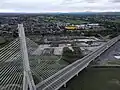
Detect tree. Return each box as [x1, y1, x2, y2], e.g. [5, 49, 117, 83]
[62, 47, 84, 64]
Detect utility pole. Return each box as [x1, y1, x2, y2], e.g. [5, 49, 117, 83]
[18, 24, 36, 90]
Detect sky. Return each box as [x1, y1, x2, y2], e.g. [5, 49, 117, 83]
[0, 0, 120, 13]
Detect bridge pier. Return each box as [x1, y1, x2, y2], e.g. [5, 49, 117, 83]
[64, 83, 67, 88]
[76, 73, 79, 76]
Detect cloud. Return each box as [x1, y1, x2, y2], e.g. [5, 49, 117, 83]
[111, 0, 120, 2]
[82, 0, 97, 3]
[0, 0, 120, 12]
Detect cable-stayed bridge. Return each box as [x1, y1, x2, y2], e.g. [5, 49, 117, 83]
[0, 24, 67, 90]
[0, 24, 120, 90]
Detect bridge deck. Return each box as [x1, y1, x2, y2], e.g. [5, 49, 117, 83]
[36, 35, 120, 90]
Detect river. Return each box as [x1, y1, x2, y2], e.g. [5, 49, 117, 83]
[60, 68, 120, 90]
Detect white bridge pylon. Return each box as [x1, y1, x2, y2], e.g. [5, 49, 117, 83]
[18, 24, 36, 90]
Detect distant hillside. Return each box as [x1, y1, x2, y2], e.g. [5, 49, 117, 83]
[60, 12, 120, 16]
[0, 12, 120, 16]
[59, 12, 99, 15]
[0, 12, 98, 16]
[97, 12, 120, 15]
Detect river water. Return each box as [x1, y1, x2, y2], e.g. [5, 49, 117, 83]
[60, 68, 120, 90]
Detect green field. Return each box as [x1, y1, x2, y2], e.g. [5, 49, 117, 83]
[111, 20, 120, 23]
[65, 20, 88, 24]
[0, 36, 6, 44]
[0, 36, 7, 48]
[60, 68, 120, 90]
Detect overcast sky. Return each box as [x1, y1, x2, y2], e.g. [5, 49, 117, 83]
[0, 0, 120, 13]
